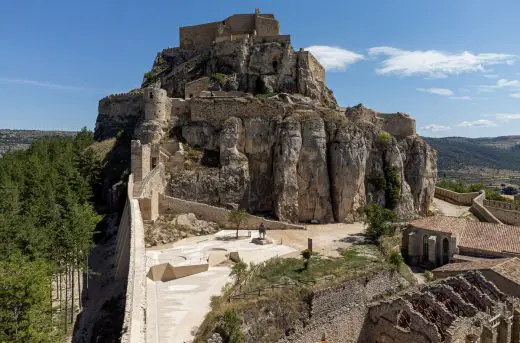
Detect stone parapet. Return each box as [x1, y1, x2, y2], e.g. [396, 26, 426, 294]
[471, 192, 502, 224]
[434, 186, 479, 206]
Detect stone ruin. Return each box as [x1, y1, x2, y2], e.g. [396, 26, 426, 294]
[365, 271, 520, 343]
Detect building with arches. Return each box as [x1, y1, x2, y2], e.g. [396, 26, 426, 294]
[402, 216, 520, 269]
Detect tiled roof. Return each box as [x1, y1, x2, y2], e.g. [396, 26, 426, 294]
[433, 257, 520, 286]
[409, 216, 520, 255]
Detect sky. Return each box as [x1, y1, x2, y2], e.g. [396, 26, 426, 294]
[1, 1, 520, 138]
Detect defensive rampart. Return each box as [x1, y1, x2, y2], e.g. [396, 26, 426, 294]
[115, 175, 147, 343]
[483, 199, 520, 225]
[470, 192, 502, 224]
[159, 194, 305, 230]
[434, 186, 479, 205]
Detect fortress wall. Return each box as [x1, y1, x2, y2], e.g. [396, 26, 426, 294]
[380, 113, 416, 138]
[482, 203, 520, 226]
[470, 192, 503, 224]
[185, 77, 210, 99]
[96, 93, 144, 140]
[159, 194, 305, 230]
[307, 52, 325, 83]
[253, 34, 291, 44]
[180, 22, 220, 50]
[225, 14, 255, 33]
[190, 97, 285, 124]
[281, 269, 405, 343]
[255, 15, 279, 36]
[434, 186, 479, 205]
[116, 174, 147, 343]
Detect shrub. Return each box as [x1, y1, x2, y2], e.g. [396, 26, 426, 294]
[424, 270, 435, 282]
[369, 174, 387, 191]
[385, 167, 401, 209]
[379, 131, 392, 144]
[211, 73, 228, 87]
[228, 208, 248, 239]
[363, 204, 397, 242]
[230, 260, 248, 283]
[388, 251, 403, 270]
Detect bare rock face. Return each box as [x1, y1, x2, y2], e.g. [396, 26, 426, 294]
[166, 99, 436, 223]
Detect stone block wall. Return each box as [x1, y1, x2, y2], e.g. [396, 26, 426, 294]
[281, 269, 406, 343]
[180, 22, 220, 50]
[144, 87, 169, 121]
[380, 112, 416, 138]
[159, 194, 305, 230]
[185, 77, 210, 99]
[470, 192, 502, 224]
[483, 200, 520, 225]
[131, 140, 151, 182]
[434, 186, 479, 205]
[96, 92, 144, 140]
[298, 51, 325, 83]
[255, 15, 280, 36]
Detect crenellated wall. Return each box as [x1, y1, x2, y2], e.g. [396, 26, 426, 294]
[95, 92, 144, 140]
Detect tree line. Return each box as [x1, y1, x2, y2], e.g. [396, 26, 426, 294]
[0, 128, 101, 342]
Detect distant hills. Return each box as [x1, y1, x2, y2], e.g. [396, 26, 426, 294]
[423, 136, 520, 171]
[0, 129, 76, 157]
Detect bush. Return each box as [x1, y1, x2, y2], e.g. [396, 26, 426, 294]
[211, 73, 228, 87]
[385, 167, 401, 209]
[388, 251, 403, 270]
[424, 270, 435, 282]
[378, 131, 392, 144]
[363, 204, 397, 242]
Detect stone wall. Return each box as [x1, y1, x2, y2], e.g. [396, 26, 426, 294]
[255, 15, 280, 36]
[483, 200, 520, 225]
[115, 174, 147, 343]
[179, 21, 220, 50]
[381, 112, 416, 138]
[298, 51, 325, 83]
[280, 269, 406, 343]
[185, 77, 210, 99]
[434, 186, 479, 205]
[96, 92, 144, 140]
[470, 192, 502, 224]
[159, 194, 305, 230]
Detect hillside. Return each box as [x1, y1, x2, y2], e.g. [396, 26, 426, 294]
[423, 136, 520, 171]
[0, 129, 76, 157]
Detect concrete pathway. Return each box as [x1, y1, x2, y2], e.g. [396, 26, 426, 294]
[145, 230, 296, 343]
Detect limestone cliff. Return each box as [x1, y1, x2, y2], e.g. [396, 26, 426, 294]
[167, 98, 436, 223]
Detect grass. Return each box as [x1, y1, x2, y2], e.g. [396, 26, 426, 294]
[378, 234, 417, 285]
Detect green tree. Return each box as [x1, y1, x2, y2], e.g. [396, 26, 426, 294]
[228, 208, 247, 239]
[388, 251, 404, 270]
[230, 260, 248, 283]
[363, 204, 397, 242]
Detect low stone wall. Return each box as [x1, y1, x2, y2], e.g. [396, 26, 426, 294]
[159, 194, 305, 230]
[434, 186, 479, 205]
[281, 269, 406, 343]
[470, 192, 502, 224]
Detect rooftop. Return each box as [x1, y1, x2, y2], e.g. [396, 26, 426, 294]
[409, 216, 520, 255]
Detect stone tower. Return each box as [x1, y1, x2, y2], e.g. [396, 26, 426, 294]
[144, 87, 168, 121]
[131, 140, 151, 182]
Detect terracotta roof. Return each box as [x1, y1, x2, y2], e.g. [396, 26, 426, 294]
[409, 216, 520, 255]
[433, 257, 520, 286]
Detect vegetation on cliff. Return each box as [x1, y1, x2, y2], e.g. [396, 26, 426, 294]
[0, 128, 101, 342]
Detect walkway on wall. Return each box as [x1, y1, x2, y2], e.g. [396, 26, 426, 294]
[432, 197, 472, 218]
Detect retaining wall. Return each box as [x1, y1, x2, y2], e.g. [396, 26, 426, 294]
[159, 194, 305, 230]
[434, 186, 479, 205]
[280, 269, 406, 343]
[483, 200, 520, 225]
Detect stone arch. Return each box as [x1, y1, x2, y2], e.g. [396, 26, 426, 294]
[442, 237, 450, 265]
[422, 235, 429, 262]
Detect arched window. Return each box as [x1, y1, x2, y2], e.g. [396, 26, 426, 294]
[423, 235, 429, 261]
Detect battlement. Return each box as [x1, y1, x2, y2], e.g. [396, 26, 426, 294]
[100, 90, 144, 102]
[179, 10, 280, 50]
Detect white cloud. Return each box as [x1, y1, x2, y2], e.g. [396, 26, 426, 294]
[456, 119, 497, 127]
[495, 113, 520, 121]
[421, 124, 452, 132]
[368, 47, 516, 77]
[483, 74, 500, 79]
[305, 46, 364, 71]
[417, 87, 454, 96]
[0, 77, 87, 91]
[478, 78, 520, 92]
[450, 96, 472, 100]
[510, 92, 520, 98]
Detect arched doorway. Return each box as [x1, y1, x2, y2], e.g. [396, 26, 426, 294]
[442, 238, 450, 265]
[422, 235, 429, 262]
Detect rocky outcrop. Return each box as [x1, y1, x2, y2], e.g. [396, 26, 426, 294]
[142, 37, 336, 108]
[166, 99, 436, 223]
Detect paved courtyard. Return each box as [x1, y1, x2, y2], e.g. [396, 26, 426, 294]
[145, 230, 297, 343]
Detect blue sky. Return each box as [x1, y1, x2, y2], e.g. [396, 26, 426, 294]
[1, 0, 520, 138]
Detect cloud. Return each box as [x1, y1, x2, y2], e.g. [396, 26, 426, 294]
[417, 87, 454, 96]
[368, 47, 516, 77]
[305, 46, 364, 71]
[456, 119, 497, 127]
[495, 113, 520, 121]
[421, 124, 452, 132]
[483, 74, 500, 79]
[478, 78, 520, 92]
[0, 77, 87, 91]
[450, 96, 472, 100]
[510, 92, 520, 98]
